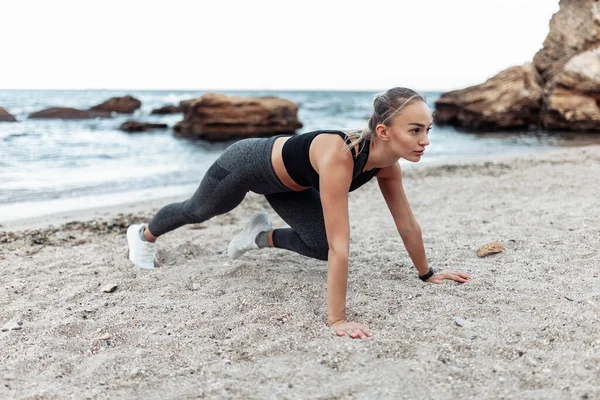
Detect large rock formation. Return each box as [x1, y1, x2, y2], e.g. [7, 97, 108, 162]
[28, 95, 142, 119]
[174, 93, 303, 140]
[434, 63, 543, 130]
[533, 0, 600, 82]
[0, 107, 17, 122]
[435, 0, 600, 132]
[89, 95, 141, 114]
[540, 44, 600, 131]
[29, 107, 111, 120]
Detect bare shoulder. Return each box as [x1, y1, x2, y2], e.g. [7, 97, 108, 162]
[310, 134, 354, 171]
[376, 161, 402, 179]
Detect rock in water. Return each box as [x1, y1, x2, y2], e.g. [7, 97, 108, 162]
[174, 93, 303, 141]
[119, 120, 168, 132]
[151, 104, 183, 115]
[0, 107, 17, 122]
[29, 107, 111, 120]
[89, 95, 142, 114]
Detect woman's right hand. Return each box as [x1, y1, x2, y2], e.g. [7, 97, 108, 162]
[329, 320, 373, 339]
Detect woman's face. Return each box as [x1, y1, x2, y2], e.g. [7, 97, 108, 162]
[378, 100, 432, 162]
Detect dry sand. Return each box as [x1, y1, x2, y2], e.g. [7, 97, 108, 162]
[1, 146, 599, 399]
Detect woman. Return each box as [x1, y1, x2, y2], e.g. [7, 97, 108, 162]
[127, 87, 471, 339]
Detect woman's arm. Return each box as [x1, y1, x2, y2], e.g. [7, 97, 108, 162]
[376, 162, 429, 275]
[312, 135, 372, 338]
[376, 162, 470, 283]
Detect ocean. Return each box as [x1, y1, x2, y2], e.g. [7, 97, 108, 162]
[0, 89, 596, 223]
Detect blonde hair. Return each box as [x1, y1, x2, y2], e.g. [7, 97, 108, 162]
[343, 87, 426, 153]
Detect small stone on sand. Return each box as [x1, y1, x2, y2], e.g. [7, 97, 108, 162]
[101, 284, 118, 293]
[477, 241, 505, 257]
[1, 322, 22, 332]
[454, 316, 475, 328]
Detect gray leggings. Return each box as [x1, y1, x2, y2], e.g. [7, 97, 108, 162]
[148, 135, 329, 261]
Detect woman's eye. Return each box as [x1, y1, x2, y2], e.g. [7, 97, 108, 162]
[412, 129, 420, 133]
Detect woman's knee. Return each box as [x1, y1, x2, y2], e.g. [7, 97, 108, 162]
[311, 242, 329, 261]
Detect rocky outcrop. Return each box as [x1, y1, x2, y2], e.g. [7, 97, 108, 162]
[533, 0, 600, 82]
[0, 107, 17, 122]
[119, 120, 168, 132]
[541, 47, 600, 130]
[89, 95, 141, 114]
[434, 63, 543, 130]
[151, 105, 183, 115]
[29, 107, 111, 119]
[174, 93, 303, 141]
[435, 0, 600, 132]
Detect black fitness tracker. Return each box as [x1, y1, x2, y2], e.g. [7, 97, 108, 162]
[419, 267, 435, 281]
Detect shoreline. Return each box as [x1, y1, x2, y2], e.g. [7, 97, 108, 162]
[1, 143, 597, 233]
[0, 193, 187, 233]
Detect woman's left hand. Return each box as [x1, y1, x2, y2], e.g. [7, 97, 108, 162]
[426, 269, 470, 284]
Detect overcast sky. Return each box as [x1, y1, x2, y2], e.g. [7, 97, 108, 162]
[0, 0, 559, 91]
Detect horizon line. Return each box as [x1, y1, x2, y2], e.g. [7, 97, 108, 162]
[0, 87, 452, 93]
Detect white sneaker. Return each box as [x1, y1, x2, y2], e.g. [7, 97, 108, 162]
[127, 224, 156, 269]
[228, 212, 272, 260]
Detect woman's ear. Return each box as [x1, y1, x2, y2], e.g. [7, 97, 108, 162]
[375, 124, 390, 141]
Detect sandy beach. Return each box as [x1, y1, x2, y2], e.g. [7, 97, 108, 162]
[1, 145, 599, 399]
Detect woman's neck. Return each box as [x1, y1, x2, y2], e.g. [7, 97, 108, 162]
[364, 139, 400, 170]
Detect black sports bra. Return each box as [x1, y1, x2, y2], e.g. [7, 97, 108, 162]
[281, 130, 380, 192]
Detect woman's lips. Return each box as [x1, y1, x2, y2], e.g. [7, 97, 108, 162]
[414, 150, 425, 155]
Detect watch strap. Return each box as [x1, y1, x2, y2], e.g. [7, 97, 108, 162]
[419, 267, 435, 281]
